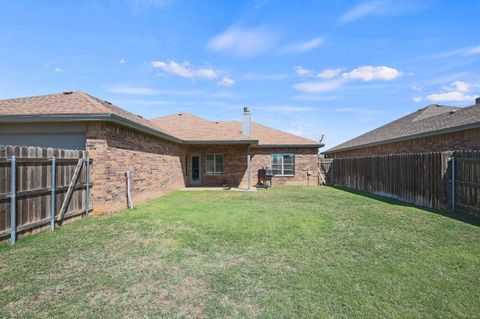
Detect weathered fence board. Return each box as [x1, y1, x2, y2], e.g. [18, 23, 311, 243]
[0, 145, 92, 241]
[323, 150, 480, 216]
[453, 151, 480, 216]
[325, 152, 450, 210]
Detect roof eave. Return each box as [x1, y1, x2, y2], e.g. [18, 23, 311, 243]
[324, 122, 480, 154]
[257, 143, 323, 148]
[185, 140, 259, 145]
[0, 113, 184, 144]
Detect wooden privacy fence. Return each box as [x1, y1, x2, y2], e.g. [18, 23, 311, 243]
[452, 150, 480, 216]
[322, 150, 480, 216]
[0, 145, 92, 244]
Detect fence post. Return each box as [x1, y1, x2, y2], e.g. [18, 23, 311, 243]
[50, 157, 56, 231]
[10, 156, 16, 244]
[85, 157, 90, 218]
[451, 157, 455, 211]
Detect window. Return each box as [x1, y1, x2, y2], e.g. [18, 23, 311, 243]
[271, 154, 295, 176]
[206, 154, 223, 175]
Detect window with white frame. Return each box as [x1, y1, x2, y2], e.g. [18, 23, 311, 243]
[206, 154, 224, 175]
[271, 153, 295, 175]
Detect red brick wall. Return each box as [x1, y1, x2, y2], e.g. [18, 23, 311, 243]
[330, 128, 480, 158]
[85, 122, 320, 213]
[86, 123, 187, 214]
[251, 147, 319, 186]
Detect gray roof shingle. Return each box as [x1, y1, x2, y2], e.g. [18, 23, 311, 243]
[325, 102, 480, 153]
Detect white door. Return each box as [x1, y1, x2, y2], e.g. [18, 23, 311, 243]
[190, 154, 202, 185]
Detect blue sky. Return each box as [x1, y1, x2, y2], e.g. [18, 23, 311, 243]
[0, 0, 479, 149]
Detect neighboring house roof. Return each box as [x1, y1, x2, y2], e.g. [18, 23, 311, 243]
[0, 91, 321, 147]
[325, 102, 480, 154]
[151, 113, 321, 147]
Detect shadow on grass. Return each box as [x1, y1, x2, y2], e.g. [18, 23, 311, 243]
[329, 186, 480, 227]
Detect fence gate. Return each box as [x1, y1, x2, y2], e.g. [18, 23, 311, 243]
[0, 145, 92, 244]
[452, 151, 480, 216]
[319, 158, 333, 184]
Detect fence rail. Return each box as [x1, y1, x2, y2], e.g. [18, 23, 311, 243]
[0, 145, 92, 243]
[321, 150, 480, 216]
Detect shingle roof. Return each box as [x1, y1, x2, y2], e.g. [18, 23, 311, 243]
[0, 92, 321, 147]
[325, 103, 480, 153]
[151, 113, 321, 146]
[0, 91, 182, 142]
[0, 91, 160, 130]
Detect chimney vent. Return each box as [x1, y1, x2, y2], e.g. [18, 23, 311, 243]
[242, 107, 251, 136]
[476, 97, 480, 105]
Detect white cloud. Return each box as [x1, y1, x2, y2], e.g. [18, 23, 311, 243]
[152, 60, 218, 80]
[339, 0, 386, 24]
[107, 85, 203, 96]
[339, 0, 428, 25]
[449, 80, 470, 92]
[426, 81, 477, 102]
[119, 59, 126, 64]
[281, 37, 325, 54]
[293, 65, 402, 94]
[293, 78, 347, 93]
[413, 96, 422, 103]
[317, 68, 342, 79]
[206, 26, 277, 57]
[294, 66, 315, 77]
[427, 82, 474, 102]
[342, 66, 402, 81]
[218, 76, 235, 87]
[435, 45, 480, 58]
[54, 68, 63, 73]
[465, 46, 480, 56]
[427, 91, 474, 102]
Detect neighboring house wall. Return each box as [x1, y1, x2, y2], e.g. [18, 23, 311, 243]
[86, 122, 187, 214]
[330, 127, 480, 158]
[251, 147, 319, 185]
[186, 144, 249, 188]
[0, 123, 87, 150]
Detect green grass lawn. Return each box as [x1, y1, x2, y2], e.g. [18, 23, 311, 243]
[1, 186, 479, 318]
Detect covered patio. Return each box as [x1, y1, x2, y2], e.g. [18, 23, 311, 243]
[184, 143, 253, 189]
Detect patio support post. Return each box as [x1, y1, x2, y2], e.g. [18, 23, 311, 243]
[247, 145, 251, 190]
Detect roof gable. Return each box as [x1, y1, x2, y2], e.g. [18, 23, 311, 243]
[151, 112, 320, 146]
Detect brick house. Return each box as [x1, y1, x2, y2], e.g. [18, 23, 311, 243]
[0, 91, 322, 213]
[324, 98, 480, 158]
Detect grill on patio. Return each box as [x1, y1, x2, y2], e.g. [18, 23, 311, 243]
[257, 167, 274, 188]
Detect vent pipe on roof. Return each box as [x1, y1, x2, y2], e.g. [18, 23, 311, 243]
[242, 107, 251, 136]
